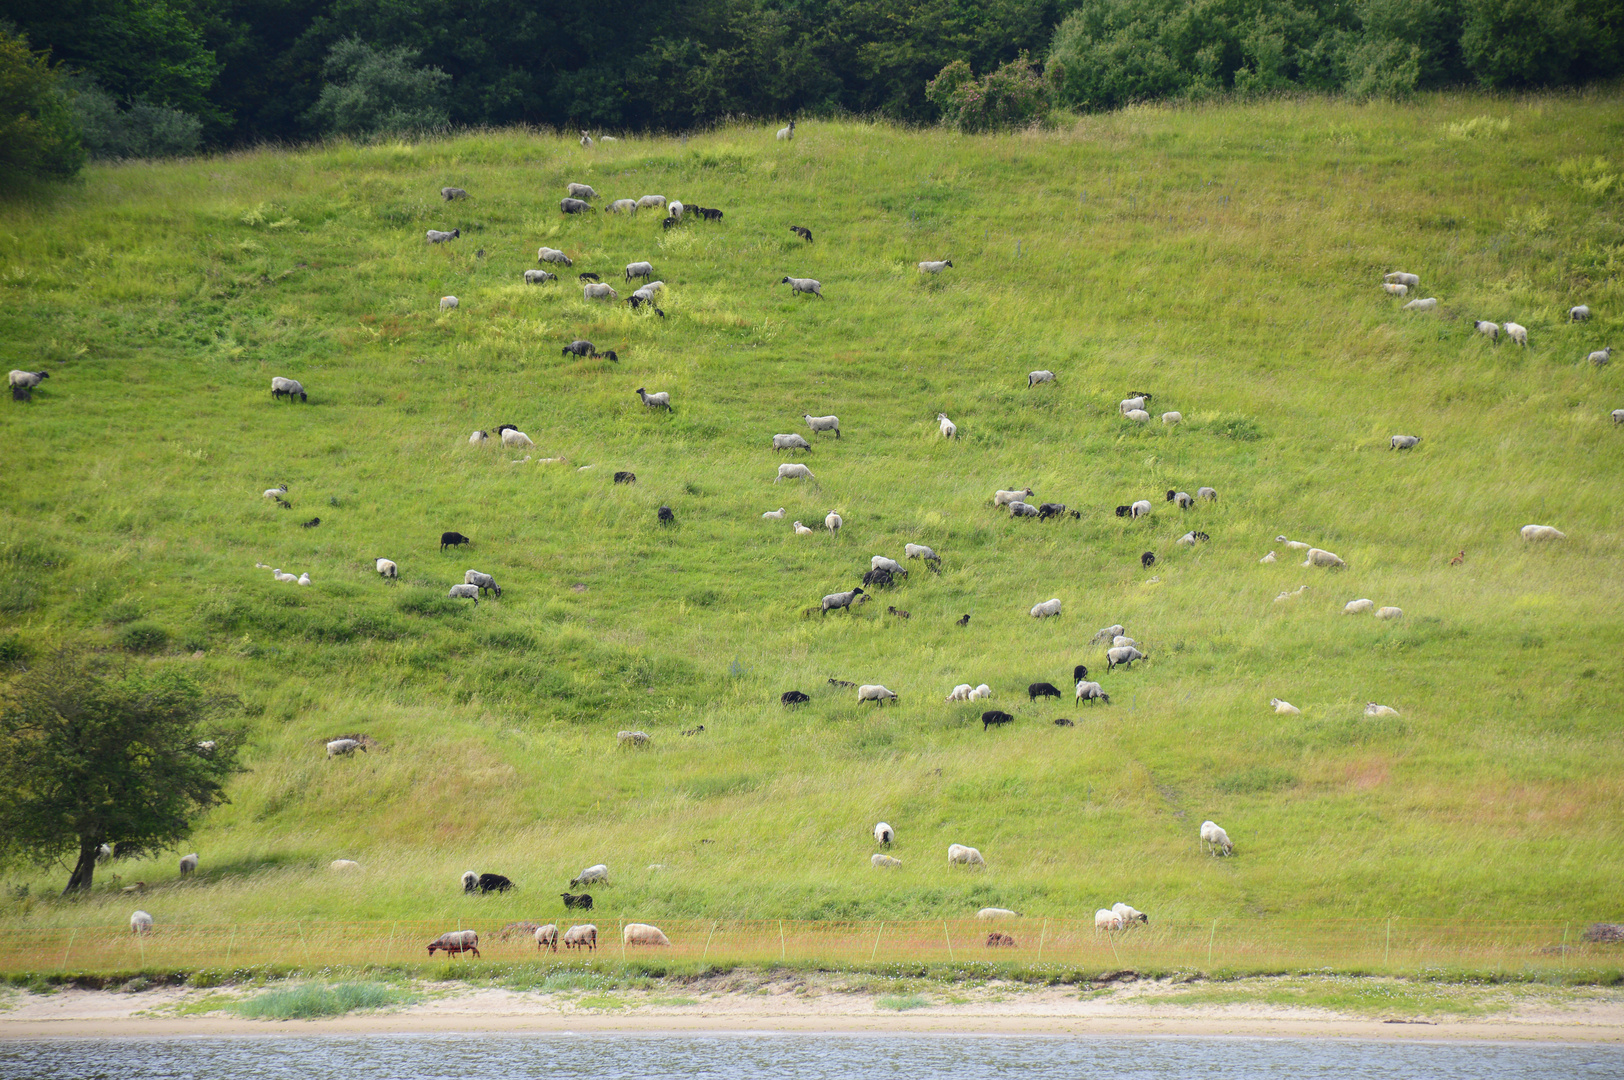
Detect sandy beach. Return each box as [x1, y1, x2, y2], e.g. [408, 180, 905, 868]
[3, 974, 1622, 1042]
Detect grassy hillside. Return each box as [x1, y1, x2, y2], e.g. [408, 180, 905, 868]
[1, 90, 1622, 944]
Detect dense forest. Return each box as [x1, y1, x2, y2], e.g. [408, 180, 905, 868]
[3, 0, 1623, 155]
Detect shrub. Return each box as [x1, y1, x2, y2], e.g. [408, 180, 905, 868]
[0, 30, 84, 190]
[63, 74, 202, 160]
[118, 622, 170, 653]
[925, 53, 1051, 132]
[232, 981, 409, 1019]
[307, 39, 450, 137]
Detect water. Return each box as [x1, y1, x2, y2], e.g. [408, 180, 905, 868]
[1, 1035, 1619, 1080]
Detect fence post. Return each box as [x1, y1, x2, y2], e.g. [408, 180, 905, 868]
[1037, 919, 1047, 963]
[870, 922, 884, 964]
[1207, 919, 1217, 969]
[943, 921, 954, 962]
[60, 928, 76, 972]
[703, 921, 717, 962]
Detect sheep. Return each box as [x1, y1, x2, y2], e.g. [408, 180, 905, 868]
[607, 199, 637, 214]
[637, 195, 667, 210]
[614, 471, 635, 484]
[1474, 320, 1500, 341]
[440, 296, 459, 312]
[571, 864, 610, 887]
[1162, 411, 1182, 424]
[1106, 646, 1145, 671]
[938, 413, 957, 439]
[1124, 409, 1151, 423]
[1095, 909, 1124, 931]
[563, 924, 598, 951]
[1090, 625, 1126, 646]
[1177, 531, 1209, 546]
[96, 844, 113, 863]
[658, 506, 675, 524]
[624, 923, 670, 946]
[298, 572, 311, 586]
[1259, 552, 1276, 563]
[1038, 503, 1070, 520]
[986, 932, 1018, 947]
[179, 853, 198, 875]
[375, 555, 397, 579]
[1030, 598, 1063, 619]
[1111, 636, 1139, 649]
[439, 186, 469, 201]
[1119, 395, 1150, 414]
[994, 488, 1034, 506]
[825, 511, 843, 535]
[625, 261, 654, 282]
[1570, 305, 1592, 322]
[270, 376, 307, 403]
[773, 433, 812, 452]
[1198, 487, 1218, 501]
[1302, 548, 1346, 568]
[793, 521, 814, 534]
[130, 910, 154, 934]
[1384, 272, 1420, 286]
[969, 684, 991, 700]
[905, 544, 939, 562]
[1506, 322, 1528, 346]
[1275, 536, 1312, 550]
[523, 269, 556, 285]
[1008, 501, 1040, 518]
[428, 930, 481, 957]
[1028, 682, 1062, 701]
[1112, 902, 1149, 926]
[1075, 681, 1109, 704]
[977, 907, 1017, 919]
[776, 463, 817, 484]
[501, 429, 534, 449]
[1375, 606, 1405, 621]
[982, 710, 1014, 730]
[426, 229, 460, 243]
[635, 387, 671, 410]
[1382, 282, 1409, 297]
[874, 822, 894, 845]
[617, 730, 651, 747]
[441, 531, 472, 551]
[538, 247, 573, 266]
[1402, 297, 1439, 311]
[562, 892, 594, 909]
[448, 584, 481, 605]
[803, 414, 840, 438]
[462, 872, 513, 893]
[1028, 370, 1055, 387]
[566, 182, 598, 200]
[870, 556, 907, 577]
[1390, 435, 1420, 450]
[763, 508, 787, 519]
[821, 587, 864, 614]
[667, 200, 685, 222]
[918, 260, 953, 274]
[1365, 702, 1400, 718]
[464, 570, 501, 598]
[1275, 585, 1309, 602]
[535, 924, 559, 952]
[326, 738, 364, 758]
[583, 283, 619, 301]
[946, 684, 973, 701]
[560, 198, 593, 215]
[1201, 820, 1233, 856]
[1520, 524, 1567, 541]
[1130, 500, 1153, 518]
[580, 131, 593, 147]
[273, 569, 298, 583]
[858, 685, 897, 704]
[789, 225, 813, 242]
[781, 690, 810, 705]
[777, 119, 796, 140]
[780, 276, 823, 298]
[948, 844, 985, 867]
[1073, 664, 1089, 681]
[262, 484, 288, 500]
[872, 854, 902, 868]
[1167, 490, 1194, 508]
[1589, 347, 1613, 366]
[1344, 599, 1375, 614]
[1271, 698, 1301, 715]
[1614, 410, 1624, 425]
[8, 370, 48, 390]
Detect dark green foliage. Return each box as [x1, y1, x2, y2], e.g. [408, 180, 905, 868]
[0, 30, 83, 189]
[117, 622, 171, 653]
[306, 38, 450, 137]
[63, 73, 202, 159]
[926, 52, 1052, 131]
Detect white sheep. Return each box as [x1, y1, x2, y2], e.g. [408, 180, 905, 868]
[330, 859, 360, 871]
[501, 428, 535, 449]
[1075, 680, 1108, 704]
[775, 463, 816, 484]
[1390, 435, 1420, 450]
[667, 200, 685, 221]
[1384, 272, 1420, 286]
[625, 261, 654, 282]
[773, 433, 812, 451]
[1106, 646, 1145, 671]
[297, 573, 311, 586]
[825, 511, 842, 533]
[617, 730, 650, 747]
[1383, 282, 1408, 296]
[1090, 624, 1126, 645]
[762, 508, 786, 519]
[874, 822, 894, 845]
[777, 119, 796, 140]
[994, 488, 1034, 506]
[375, 558, 397, 580]
[905, 544, 938, 561]
[538, 247, 573, 266]
[571, 864, 609, 887]
[179, 853, 198, 875]
[1112, 902, 1148, 926]
[272, 569, 298, 583]
[1111, 635, 1138, 648]
[425, 229, 459, 243]
[1124, 409, 1151, 423]
[821, 587, 864, 613]
[448, 584, 481, 604]
[631, 281, 664, 302]
[636, 195, 666, 210]
[1344, 598, 1375, 613]
[579, 132, 593, 148]
[1365, 702, 1399, 717]
[270, 376, 307, 402]
[1276, 535, 1312, 550]
[1570, 305, 1592, 322]
[624, 923, 670, 946]
[872, 854, 901, 868]
[1095, 908, 1124, 931]
[1613, 409, 1624, 425]
[793, 521, 814, 534]
[562, 924, 597, 950]
[607, 199, 637, 214]
[1028, 370, 1055, 387]
[1520, 524, 1566, 541]
[469, 430, 489, 445]
[948, 844, 985, 867]
[97, 844, 112, 863]
[566, 182, 597, 200]
[635, 387, 671, 411]
[780, 276, 823, 297]
[440, 296, 458, 311]
[938, 413, 957, 439]
[1377, 606, 1403, 620]
[1271, 698, 1301, 715]
[523, 269, 556, 284]
[1119, 396, 1149, 414]
[262, 484, 287, 499]
[969, 684, 991, 700]
[1474, 320, 1500, 341]
[535, 924, 559, 951]
[803, 413, 840, 438]
[1259, 552, 1276, 563]
[1177, 531, 1203, 546]
[1302, 548, 1346, 568]
[1505, 322, 1528, 346]
[1402, 297, 1439, 311]
[8, 370, 49, 389]
[918, 260, 953, 274]
[1009, 501, 1040, 518]
[1200, 820, 1233, 856]
[1130, 500, 1152, 518]
[1162, 411, 1182, 424]
[1198, 487, 1218, 500]
[130, 910, 154, 934]
[946, 684, 973, 701]
[326, 738, 363, 758]
[1030, 598, 1063, 618]
[1588, 347, 1613, 366]
[1274, 585, 1308, 602]
[583, 283, 619, 301]
[978, 907, 1017, 919]
[870, 556, 905, 575]
[465, 570, 501, 597]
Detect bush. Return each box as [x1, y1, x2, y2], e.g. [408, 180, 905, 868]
[0, 31, 83, 190]
[232, 981, 409, 1019]
[307, 39, 450, 137]
[925, 53, 1051, 132]
[118, 622, 170, 653]
[63, 74, 202, 160]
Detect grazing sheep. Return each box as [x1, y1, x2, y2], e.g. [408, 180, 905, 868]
[825, 511, 843, 535]
[1390, 435, 1420, 450]
[1106, 646, 1145, 671]
[426, 229, 460, 243]
[1112, 636, 1140, 649]
[566, 182, 598, 200]
[1028, 370, 1056, 387]
[1095, 909, 1124, 931]
[607, 199, 636, 214]
[781, 690, 810, 705]
[1302, 548, 1346, 568]
[464, 570, 501, 598]
[777, 119, 796, 140]
[178, 853, 198, 876]
[563, 340, 602, 357]
[614, 471, 635, 484]
[1090, 625, 1126, 646]
[1124, 409, 1151, 423]
[1570, 305, 1592, 322]
[1384, 272, 1420, 286]
[624, 923, 670, 946]
[1383, 282, 1409, 297]
[771, 464, 818, 488]
[1613, 409, 1624, 425]
[857, 685, 897, 704]
[1365, 702, 1400, 717]
[1075, 681, 1109, 704]
[789, 225, 813, 242]
[1402, 297, 1439, 311]
[262, 484, 288, 500]
[1271, 698, 1301, 715]
[562, 892, 593, 909]
[1344, 598, 1375, 613]
[636, 195, 667, 210]
[1113, 902, 1149, 926]
[326, 738, 364, 758]
[462, 872, 512, 893]
[969, 684, 991, 700]
[1037, 503, 1070, 520]
[571, 864, 609, 887]
[440, 531, 472, 552]
[1201, 820, 1234, 856]
[1030, 598, 1063, 619]
[440, 187, 468, 200]
[523, 269, 556, 284]
[793, 520, 814, 534]
[658, 506, 675, 524]
[440, 296, 459, 312]
[938, 413, 957, 439]
[918, 259, 953, 274]
[948, 844, 985, 867]
[563, 924, 598, 951]
[1162, 411, 1182, 424]
[535, 924, 559, 952]
[1008, 501, 1040, 518]
[1073, 664, 1089, 681]
[448, 584, 481, 605]
[802, 414, 840, 438]
[780, 276, 823, 297]
[428, 930, 480, 958]
[583, 283, 619, 301]
[130, 910, 154, 934]
[1377, 606, 1404, 620]
[9, 370, 48, 391]
[560, 198, 593, 214]
[1120, 395, 1150, 414]
[667, 200, 685, 222]
[977, 908, 1017, 919]
[905, 544, 939, 563]
[1028, 682, 1062, 701]
[1589, 346, 1613, 366]
[538, 247, 573, 266]
[625, 261, 654, 282]
[1506, 322, 1528, 346]
[982, 710, 1014, 730]
[1131, 500, 1153, 518]
[1520, 524, 1567, 541]
[986, 932, 1017, 947]
[1167, 490, 1193, 508]
[946, 683, 974, 701]
[617, 730, 651, 748]
[773, 433, 812, 452]
[1178, 531, 1209, 546]
[994, 488, 1035, 507]
[1474, 320, 1500, 341]
[501, 428, 535, 449]
[635, 387, 672, 410]
[872, 854, 902, 868]
[874, 822, 894, 845]
[270, 376, 307, 402]
[1259, 552, 1276, 563]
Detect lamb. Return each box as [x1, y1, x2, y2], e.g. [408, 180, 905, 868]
[667, 200, 685, 222]
[262, 484, 288, 500]
[623, 923, 670, 946]
[326, 738, 364, 758]
[789, 225, 813, 242]
[1390, 435, 1420, 450]
[1054, 717, 1076, 727]
[273, 569, 298, 583]
[1028, 370, 1055, 387]
[780, 276, 824, 297]
[426, 229, 460, 243]
[441, 531, 472, 551]
[571, 864, 610, 887]
[1259, 552, 1276, 563]
[1124, 409, 1150, 423]
[857, 685, 897, 704]
[97, 844, 113, 863]
[773, 433, 812, 452]
[1106, 646, 1145, 671]
[462, 871, 513, 893]
[1365, 702, 1400, 717]
[938, 413, 957, 438]
[1198, 487, 1218, 501]
[1200, 820, 1233, 856]
[776, 463, 815, 483]
[1384, 272, 1420, 286]
[1030, 598, 1063, 618]
[297, 573, 311, 586]
[1377, 606, 1403, 620]
[1167, 490, 1193, 508]
[1474, 320, 1500, 341]
[560, 198, 593, 214]
[1589, 347, 1613, 366]
[1090, 625, 1127, 645]
[614, 471, 635, 484]
[1402, 297, 1439, 311]
[1520, 524, 1567, 541]
[1344, 599, 1375, 613]
[179, 853, 198, 875]
[523, 269, 556, 284]
[918, 259, 953, 274]
[659, 506, 675, 524]
[563, 340, 602, 357]
[1302, 548, 1347, 568]
[1570, 305, 1592, 322]
[625, 261, 654, 282]
[1505, 322, 1528, 346]
[1095, 909, 1124, 931]
[130, 910, 154, 934]
[982, 710, 1014, 730]
[1112, 902, 1149, 926]
[1383, 282, 1409, 296]
[803, 414, 840, 438]
[994, 488, 1034, 506]
[1275, 536, 1312, 550]
[535, 924, 559, 952]
[635, 387, 672, 410]
[501, 428, 534, 448]
[607, 199, 637, 214]
[8, 370, 48, 390]
[777, 119, 796, 140]
[874, 822, 894, 845]
[969, 684, 991, 700]
[583, 283, 619, 301]
[828, 510, 845, 532]
[905, 544, 939, 562]
[563, 924, 598, 951]
[562, 892, 594, 909]
[1112, 636, 1140, 649]
[822, 587, 865, 613]
[781, 690, 810, 705]
[537, 247, 573, 266]
[1008, 501, 1040, 518]
[330, 859, 360, 871]
[579, 131, 593, 147]
[793, 521, 814, 534]
[1177, 531, 1209, 546]
[566, 182, 597, 200]
[1130, 500, 1153, 518]
[1028, 682, 1062, 701]
[946, 684, 973, 701]
[1075, 681, 1108, 704]
[427, 930, 480, 957]
[977, 907, 1017, 919]
[872, 854, 902, 868]
[1271, 698, 1301, 715]
[464, 570, 501, 598]
[441, 186, 468, 200]
[1162, 411, 1182, 424]
[637, 195, 667, 210]
[1120, 395, 1150, 414]
[448, 584, 481, 605]
[617, 730, 650, 747]
[270, 376, 307, 402]
[1037, 503, 1070, 520]
[440, 296, 459, 311]
[948, 844, 985, 867]
[763, 508, 787, 519]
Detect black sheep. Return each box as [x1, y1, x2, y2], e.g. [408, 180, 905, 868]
[1028, 682, 1062, 701]
[301, 517, 320, 528]
[563, 340, 597, 356]
[683, 725, 705, 735]
[1142, 551, 1156, 567]
[614, 471, 636, 484]
[1054, 718, 1076, 727]
[1037, 503, 1068, 520]
[561, 892, 593, 910]
[468, 872, 514, 894]
[578, 272, 601, 282]
[982, 710, 1014, 731]
[956, 614, 970, 627]
[657, 506, 675, 524]
[828, 678, 856, 688]
[1073, 664, 1089, 681]
[1115, 505, 1132, 518]
[781, 690, 810, 705]
[440, 531, 472, 551]
[789, 225, 813, 242]
[11, 386, 30, 402]
[862, 567, 896, 588]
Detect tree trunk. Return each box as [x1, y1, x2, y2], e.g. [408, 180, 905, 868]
[62, 837, 98, 894]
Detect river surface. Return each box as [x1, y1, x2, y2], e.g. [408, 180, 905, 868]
[2, 1034, 1620, 1079]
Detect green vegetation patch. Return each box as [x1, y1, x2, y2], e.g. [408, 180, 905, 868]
[231, 981, 413, 1019]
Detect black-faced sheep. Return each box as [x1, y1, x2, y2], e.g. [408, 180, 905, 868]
[658, 506, 675, 524]
[789, 225, 813, 242]
[982, 710, 1014, 730]
[781, 690, 810, 705]
[561, 892, 594, 910]
[440, 531, 472, 551]
[1141, 551, 1156, 568]
[427, 930, 480, 957]
[1028, 682, 1062, 701]
[464, 872, 514, 894]
[614, 471, 636, 484]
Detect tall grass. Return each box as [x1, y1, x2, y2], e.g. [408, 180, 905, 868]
[231, 981, 411, 1019]
[0, 90, 1620, 947]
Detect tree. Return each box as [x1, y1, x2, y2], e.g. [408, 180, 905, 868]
[307, 37, 450, 136]
[0, 30, 84, 191]
[0, 650, 245, 895]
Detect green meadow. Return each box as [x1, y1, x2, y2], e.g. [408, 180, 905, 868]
[1, 89, 1621, 956]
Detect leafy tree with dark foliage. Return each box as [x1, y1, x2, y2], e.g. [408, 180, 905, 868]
[0, 651, 245, 895]
[0, 31, 84, 189]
